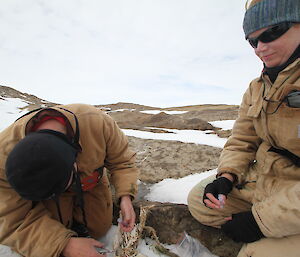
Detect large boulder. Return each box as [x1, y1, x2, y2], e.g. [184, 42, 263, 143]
[108, 110, 216, 131]
[143, 112, 213, 130]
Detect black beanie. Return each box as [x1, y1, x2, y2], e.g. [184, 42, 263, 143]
[5, 130, 78, 201]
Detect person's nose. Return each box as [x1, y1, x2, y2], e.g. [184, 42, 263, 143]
[255, 40, 268, 52]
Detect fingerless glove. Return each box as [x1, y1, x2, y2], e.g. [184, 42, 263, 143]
[203, 177, 233, 204]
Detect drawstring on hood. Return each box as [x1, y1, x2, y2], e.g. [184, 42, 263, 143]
[73, 170, 89, 229]
[56, 107, 89, 231]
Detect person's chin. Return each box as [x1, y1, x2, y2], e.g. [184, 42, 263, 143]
[263, 59, 280, 68]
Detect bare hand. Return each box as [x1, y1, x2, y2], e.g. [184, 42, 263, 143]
[224, 215, 232, 221]
[119, 195, 136, 232]
[62, 237, 105, 257]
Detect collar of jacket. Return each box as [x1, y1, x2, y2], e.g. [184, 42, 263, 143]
[259, 57, 300, 83]
[17, 105, 81, 149]
[263, 45, 300, 83]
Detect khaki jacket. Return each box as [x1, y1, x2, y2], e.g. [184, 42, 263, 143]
[0, 104, 138, 256]
[218, 59, 300, 238]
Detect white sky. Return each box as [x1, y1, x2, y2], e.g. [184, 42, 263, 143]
[0, 0, 262, 107]
[0, 98, 229, 257]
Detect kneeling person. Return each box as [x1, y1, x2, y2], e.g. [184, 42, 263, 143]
[0, 104, 139, 257]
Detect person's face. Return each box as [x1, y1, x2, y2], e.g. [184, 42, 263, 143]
[248, 23, 300, 68]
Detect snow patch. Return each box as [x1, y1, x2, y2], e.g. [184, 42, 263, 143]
[123, 128, 227, 148]
[145, 169, 216, 204]
[0, 98, 28, 131]
[210, 120, 235, 130]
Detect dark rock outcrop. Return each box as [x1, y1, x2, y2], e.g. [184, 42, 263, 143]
[96, 102, 159, 111]
[143, 112, 214, 131]
[113, 201, 242, 257]
[109, 110, 214, 131]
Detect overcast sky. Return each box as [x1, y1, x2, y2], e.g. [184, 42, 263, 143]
[0, 0, 262, 107]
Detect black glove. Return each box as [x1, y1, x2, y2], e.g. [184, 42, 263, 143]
[203, 176, 233, 204]
[221, 211, 265, 243]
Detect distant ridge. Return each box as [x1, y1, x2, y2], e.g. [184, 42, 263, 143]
[95, 102, 159, 111]
[0, 84, 238, 139]
[1, 85, 239, 112]
[96, 102, 239, 112]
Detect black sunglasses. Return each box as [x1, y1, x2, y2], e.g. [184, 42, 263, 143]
[247, 22, 293, 48]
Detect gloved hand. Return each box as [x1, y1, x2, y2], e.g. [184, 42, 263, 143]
[203, 176, 233, 205]
[221, 211, 265, 243]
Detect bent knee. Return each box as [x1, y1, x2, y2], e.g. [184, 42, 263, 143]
[187, 187, 212, 225]
[238, 234, 300, 257]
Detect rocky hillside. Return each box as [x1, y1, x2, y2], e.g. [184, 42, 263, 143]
[0, 85, 58, 110]
[0, 85, 237, 183]
[1, 85, 238, 137]
[96, 102, 159, 111]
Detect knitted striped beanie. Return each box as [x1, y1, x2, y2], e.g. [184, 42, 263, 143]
[243, 0, 300, 38]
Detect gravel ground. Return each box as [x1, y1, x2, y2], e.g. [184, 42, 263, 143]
[128, 136, 222, 183]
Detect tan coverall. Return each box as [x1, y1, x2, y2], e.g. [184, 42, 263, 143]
[0, 104, 139, 257]
[188, 59, 300, 257]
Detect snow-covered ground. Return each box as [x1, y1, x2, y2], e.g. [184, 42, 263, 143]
[0, 99, 234, 257]
[0, 98, 28, 131]
[123, 120, 234, 149]
[123, 128, 227, 148]
[210, 120, 235, 130]
[108, 108, 136, 112]
[145, 169, 216, 204]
